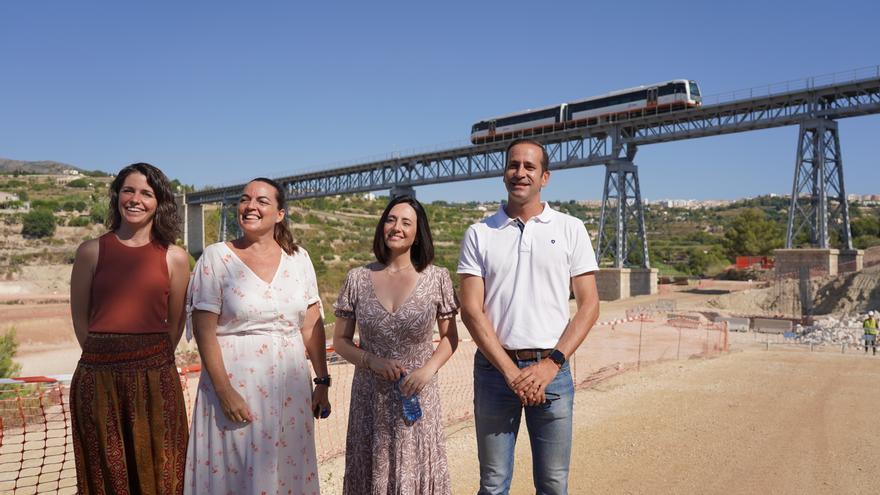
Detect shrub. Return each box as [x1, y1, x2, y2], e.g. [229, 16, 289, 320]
[89, 202, 108, 224]
[67, 216, 91, 227]
[0, 329, 21, 379]
[66, 178, 92, 188]
[30, 199, 61, 212]
[21, 209, 56, 238]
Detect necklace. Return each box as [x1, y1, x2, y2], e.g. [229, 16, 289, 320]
[385, 264, 414, 275]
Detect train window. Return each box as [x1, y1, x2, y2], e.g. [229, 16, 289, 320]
[689, 81, 701, 96]
[472, 122, 490, 132]
[498, 107, 560, 127]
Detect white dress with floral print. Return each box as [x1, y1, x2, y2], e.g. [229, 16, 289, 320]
[184, 242, 321, 495]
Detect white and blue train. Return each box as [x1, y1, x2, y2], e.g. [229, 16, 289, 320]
[470, 79, 702, 144]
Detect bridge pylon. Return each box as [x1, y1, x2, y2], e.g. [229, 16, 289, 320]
[785, 118, 853, 249]
[218, 203, 228, 242]
[596, 157, 649, 269]
[218, 202, 240, 242]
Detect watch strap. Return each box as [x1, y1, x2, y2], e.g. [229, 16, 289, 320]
[549, 349, 565, 368]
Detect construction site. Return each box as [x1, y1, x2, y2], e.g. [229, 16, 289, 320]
[706, 246, 880, 349]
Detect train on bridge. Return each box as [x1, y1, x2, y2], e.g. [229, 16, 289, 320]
[470, 79, 702, 144]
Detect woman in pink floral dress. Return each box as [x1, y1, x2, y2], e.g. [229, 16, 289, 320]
[333, 196, 459, 494]
[185, 178, 331, 494]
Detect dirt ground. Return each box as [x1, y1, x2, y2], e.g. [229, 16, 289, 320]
[319, 347, 880, 494]
[5, 272, 880, 494]
[0, 275, 752, 377]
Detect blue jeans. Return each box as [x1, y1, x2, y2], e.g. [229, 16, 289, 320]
[473, 350, 574, 495]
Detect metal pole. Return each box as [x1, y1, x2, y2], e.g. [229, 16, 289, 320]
[637, 316, 644, 371]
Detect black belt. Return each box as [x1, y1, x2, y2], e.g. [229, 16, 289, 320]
[505, 348, 553, 362]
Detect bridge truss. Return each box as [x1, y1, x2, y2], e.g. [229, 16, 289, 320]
[186, 66, 880, 265]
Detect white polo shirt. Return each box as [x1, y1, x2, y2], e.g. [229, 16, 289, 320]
[457, 203, 599, 349]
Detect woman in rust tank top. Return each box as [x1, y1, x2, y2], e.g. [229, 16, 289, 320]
[69, 163, 191, 495]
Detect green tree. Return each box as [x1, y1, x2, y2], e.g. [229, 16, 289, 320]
[66, 178, 92, 188]
[851, 216, 880, 238]
[31, 199, 61, 212]
[67, 216, 91, 227]
[21, 209, 57, 238]
[722, 208, 784, 258]
[0, 329, 21, 378]
[89, 202, 109, 224]
[681, 245, 728, 276]
[170, 179, 194, 193]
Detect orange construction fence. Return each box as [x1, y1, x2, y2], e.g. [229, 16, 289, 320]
[0, 317, 727, 494]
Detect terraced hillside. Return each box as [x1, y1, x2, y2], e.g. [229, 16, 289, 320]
[205, 195, 488, 323]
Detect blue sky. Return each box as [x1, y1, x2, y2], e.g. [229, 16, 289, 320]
[2, 0, 879, 202]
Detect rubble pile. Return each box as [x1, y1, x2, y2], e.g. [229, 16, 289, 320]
[793, 314, 872, 347]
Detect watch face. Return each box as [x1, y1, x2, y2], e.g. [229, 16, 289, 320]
[550, 350, 565, 365]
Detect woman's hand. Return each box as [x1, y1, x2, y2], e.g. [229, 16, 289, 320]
[399, 366, 435, 397]
[366, 355, 405, 381]
[312, 385, 331, 419]
[217, 388, 253, 424]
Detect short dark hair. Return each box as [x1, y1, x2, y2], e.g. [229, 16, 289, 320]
[372, 196, 434, 271]
[107, 162, 181, 247]
[506, 138, 549, 173]
[248, 177, 299, 255]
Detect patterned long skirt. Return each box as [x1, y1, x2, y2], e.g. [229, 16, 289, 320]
[70, 332, 188, 495]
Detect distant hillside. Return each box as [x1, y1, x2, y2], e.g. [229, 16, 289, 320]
[0, 157, 113, 177]
[0, 158, 82, 174]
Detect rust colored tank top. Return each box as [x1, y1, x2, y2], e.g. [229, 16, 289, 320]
[88, 232, 170, 334]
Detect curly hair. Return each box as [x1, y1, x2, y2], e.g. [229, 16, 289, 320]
[107, 163, 181, 247]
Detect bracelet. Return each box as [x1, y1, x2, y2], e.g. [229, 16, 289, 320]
[313, 375, 331, 387]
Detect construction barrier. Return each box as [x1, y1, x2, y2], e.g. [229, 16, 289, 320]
[0, 317, 728, 494]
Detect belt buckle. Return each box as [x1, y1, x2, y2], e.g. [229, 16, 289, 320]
[513, 349, 541, 362]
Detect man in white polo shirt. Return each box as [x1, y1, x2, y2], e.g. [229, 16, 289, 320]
[458, 138, 600, 495]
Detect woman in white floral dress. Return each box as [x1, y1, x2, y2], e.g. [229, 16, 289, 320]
[185, 178, 331, 495]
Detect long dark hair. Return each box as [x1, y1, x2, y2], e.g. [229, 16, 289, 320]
[107, 162, 181, 247]
[249, 177, 299, 255]
[372, 196, 434, 271]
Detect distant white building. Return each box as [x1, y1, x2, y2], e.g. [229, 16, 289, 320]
[847, 193, 880, 203]
[0, 191, 19, 202]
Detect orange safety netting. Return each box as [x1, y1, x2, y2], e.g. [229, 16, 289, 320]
[0, 318, 727, 493]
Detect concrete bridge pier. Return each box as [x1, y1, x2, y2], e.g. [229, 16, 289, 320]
[390, 185, 416, 198]
[185, 200, 204, 257]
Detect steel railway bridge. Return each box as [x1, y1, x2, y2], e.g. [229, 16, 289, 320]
[184, 66, 880, 291]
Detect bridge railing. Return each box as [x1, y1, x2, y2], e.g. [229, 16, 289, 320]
[700, 64, 880, 107]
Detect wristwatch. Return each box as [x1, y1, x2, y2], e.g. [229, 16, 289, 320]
[548, 349, 566, 369]
[313, 376, 332, 387]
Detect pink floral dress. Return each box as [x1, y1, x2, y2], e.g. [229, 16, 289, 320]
[185, 242, 321, 495]
[334, 264, 459, 494]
